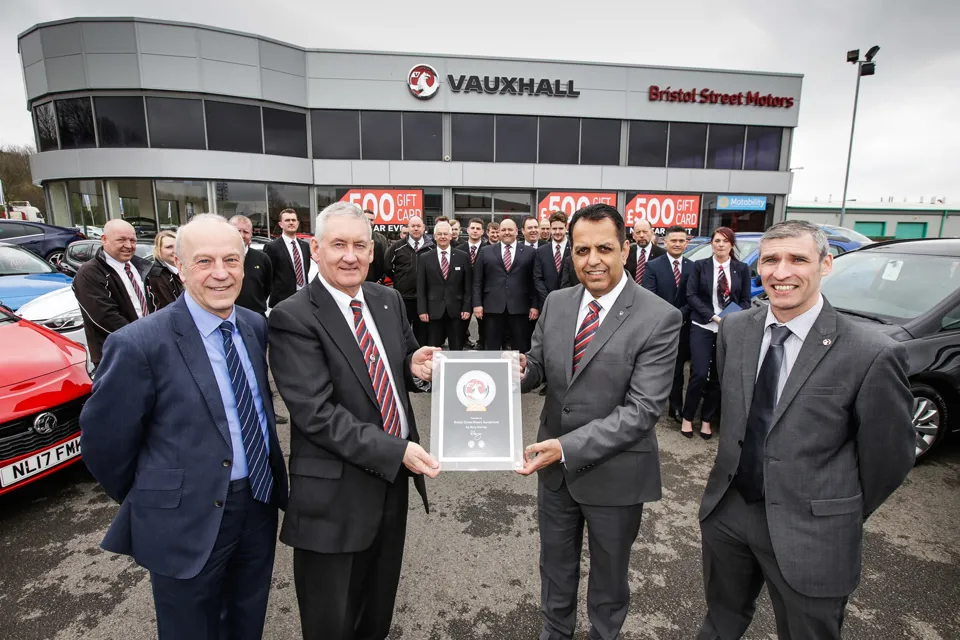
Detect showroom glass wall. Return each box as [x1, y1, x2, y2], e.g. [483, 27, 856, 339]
[315, 188, 442, 242]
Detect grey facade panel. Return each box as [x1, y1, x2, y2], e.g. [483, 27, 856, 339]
[200, 29, 260, 67]
[666, 168, 731, 192]
[313, 160, 354, 185]
[461, 163, 535, 188]
[136, 23, 198, 57]
[389, 161, 464, 187]
[23, 61, 48, 101]
[30, 150, 82, 180]
[81, 22, 138, 54]
[307, 78, 403, 110]
[532, 164, 603, 189]
[351, 161, 392, 185]
[261, 69, 306, 106]
[85, 54, 141, 88]
[259, 40, 306, 77]
[140, 54, 201, 91]
[201, 59, 262, 98]
[40, 23, 83, 59]
[600, 166, 669, 191]
[19, 30, 43, 67]
[728, 170, 792, 195]
[45, 55, 87, 93]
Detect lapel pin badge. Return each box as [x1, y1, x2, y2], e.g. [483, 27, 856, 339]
[822, 338, 832, 346]
[384, 305, 388, 309]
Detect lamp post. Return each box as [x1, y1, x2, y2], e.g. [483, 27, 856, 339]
[839, 45, 879, 228]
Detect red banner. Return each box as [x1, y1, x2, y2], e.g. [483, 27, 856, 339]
[340, 189, 423, 225]
[537, 192, 617, 221]
[624, 194, 700, 230]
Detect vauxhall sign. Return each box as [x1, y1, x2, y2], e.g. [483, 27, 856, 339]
[407, 64, 580, 99]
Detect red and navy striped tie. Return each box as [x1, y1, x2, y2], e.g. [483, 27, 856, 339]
[124, 262, 149, 317]
[572, 300, 602, 374]
[350, 300, 402, 437]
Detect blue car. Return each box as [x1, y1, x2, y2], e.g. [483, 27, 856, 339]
[0, 219, 85, 267]
[683, 226, 870, 298]
[0, 244, 73, 312]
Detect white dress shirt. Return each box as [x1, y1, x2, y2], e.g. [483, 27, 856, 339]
[551, 239, 568, 262]
[759, 294, 824, 403]
[692, 257, 731, 334]
[316, 273, 410, 439]
[576, 272, 629, 333]
[282, 234, 306, 291]
[103, 252, 145, 318]
[635, 243, 654, 264]
[408, 236, 424, 251]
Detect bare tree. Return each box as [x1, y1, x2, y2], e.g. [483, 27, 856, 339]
[0, 145, 45, 213]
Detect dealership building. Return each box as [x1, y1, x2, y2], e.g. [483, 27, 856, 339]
[18, 17, 802, 239]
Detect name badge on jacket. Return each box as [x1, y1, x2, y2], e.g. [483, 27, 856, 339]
[455, 267, 461, 271]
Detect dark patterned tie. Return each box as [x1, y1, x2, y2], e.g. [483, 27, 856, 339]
[414, 240, 420, 252]
[717, 265, 730, 308]
[440, 250, 449, 279]
[572, 301, 602, 374]
[635, 247, 646, 285]
[350, 300, 402, 437]
[673, 259, 681, 289]
[124, 262, 149, 316]
[554, 244, 562, 273]
[218, 321, 273, 504]
[470, 245, 477, 265]
[291, 240, 305, 288]
[503, 244, 512, 272]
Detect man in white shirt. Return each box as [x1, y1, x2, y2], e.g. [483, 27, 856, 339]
[263, 208, 311, 308]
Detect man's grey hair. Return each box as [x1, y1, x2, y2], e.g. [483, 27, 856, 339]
[760, 220, 829, 262]
[174, 213, 237, 259]
[229, 214, 252, 227]
[315, 202, 372, 242]
[434, 220, 452, 234]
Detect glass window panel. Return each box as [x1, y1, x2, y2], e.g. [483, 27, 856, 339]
[580, 118, 621, 166]
[268, 184, 311, 237]
[215, 182, 268, 236]
[47, 182, 72, 228]
[744, 126, 781, 171]
[315, 187, 339, 212]
[94, 96, 147, 148]
[537, 116, 579, 164]
[668, 122, 707, 169]
[707, 124, 745, 170]
[493, 191, 532, 213]
[628, 121, 668, 167]
[111, 179, 157, 236]
[452, 113, 494, 162]
[402, 112, 442, 161]
[263, 107, 307, 158]
[453, 191, 493, 212]
[205, 101, 263, 154]
[311, 110, 360, 159]
[360, 111, 402, 160]
[56, 98, 96, 149]
[147, 97, 206, 150]
[67, 180, 106, 232]
[35, 103, 58, 152]
[495, 115, 537, 163]
[155, 180, 209, 230]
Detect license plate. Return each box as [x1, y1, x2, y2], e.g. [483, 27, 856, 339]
[0, 436, 81, 488]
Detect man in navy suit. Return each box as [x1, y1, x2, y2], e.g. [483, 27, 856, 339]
[472, 217, 540, 352]
[642, 225, 693, 423]
[80, 214, 288, 640]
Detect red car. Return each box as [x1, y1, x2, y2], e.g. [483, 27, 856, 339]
[0, 305, 91, 495]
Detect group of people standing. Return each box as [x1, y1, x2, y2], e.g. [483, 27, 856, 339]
[75, 200, 915, 640]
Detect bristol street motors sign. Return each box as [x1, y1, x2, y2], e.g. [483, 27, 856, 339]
[407, 63, 580, 99]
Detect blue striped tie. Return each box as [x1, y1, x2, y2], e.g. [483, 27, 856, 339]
[218, 321, 273, 504]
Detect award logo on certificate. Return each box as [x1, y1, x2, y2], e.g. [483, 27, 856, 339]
[430, 351, 524, 471]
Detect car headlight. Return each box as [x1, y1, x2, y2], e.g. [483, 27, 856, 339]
[38, 308, 84, 332]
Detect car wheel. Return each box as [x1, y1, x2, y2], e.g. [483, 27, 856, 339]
[912, 383, 948, 460]
[46, 250, 65, 268]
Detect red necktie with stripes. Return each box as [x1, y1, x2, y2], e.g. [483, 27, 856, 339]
[124, 262, 149, 316]
[635, 247, 646, 284]
[554, 244, 562, 273]
[573, 300, 602, 374]
[717, 265, 730, 308]
[503, 244, 512, 271]
[440, 250, 449, 279]
[350, 300, 401, 437]
[291, 240, 305, 287]
[470, 245, 477, 265]
[673, 259, 681, 289]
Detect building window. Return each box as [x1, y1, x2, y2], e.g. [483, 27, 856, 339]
[268, 184, 311, 236]
[453, 190, 532, 218]
[744, 127, 781, 171]
[360, 111, 402, 160]
[205, 101, 263, 154]
[35, 103, 58, 152]
[668, 122, 707, 169]
[311, 110, 360, 160]
[538, 117, 579, 165]
[315, 187, 347, 211]
[707, 124, 745, 170]
[110, 179, 158, 235]
[215, 182, 268, 236]
[496, 115, 537, 163]
[263, 107, 307, 158]
[55, 98, 96, 149]
[493, 191, 532, 213]
[402, 112, 442, 161]
[454, 191, 494, 212]
[155, 180, 209, 229]
[94, 97, 147, 148]
[580, 118, 621, 166]
[451, 113, 494, 162]
[700, 193, 772, 236]
[147, 97, 206, 150]
[628, 121, 668, 167]
[66, 180, 106, 231]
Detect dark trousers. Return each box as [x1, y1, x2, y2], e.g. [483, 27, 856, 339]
[427, 312, 466, 351]
[669, 322, 692, 413]
[294, 478, 409, 640]
[538, 480, 644, 640]
[403, 297, 427, 346]
[683, 324, 720, 423]
[150, 480, 278, 640]
[699, 488, 848, 640]
[485, 312, 530, 352]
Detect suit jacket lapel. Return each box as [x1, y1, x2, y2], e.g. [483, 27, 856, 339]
[570, 281, 635, 386]
[364, 284, 407, 394]
[309, 281, 379, 407]
[237, 315, 274, 433]
[740, 307, 767, 414]
[171, 298, 232, 447]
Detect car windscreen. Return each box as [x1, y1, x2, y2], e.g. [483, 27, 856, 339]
[0, 245, 56, 276]
[685, 239, 760, 263]
[821, 251, 960, 323]
[135, 244, 155, 259]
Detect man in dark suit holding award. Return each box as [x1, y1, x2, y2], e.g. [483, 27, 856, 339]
[417, 220, 472, 351]
[518, 204, 682, 640]
[269, 202, 441, 640]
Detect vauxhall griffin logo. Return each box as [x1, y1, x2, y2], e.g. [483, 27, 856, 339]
[407, 64, 439, 100]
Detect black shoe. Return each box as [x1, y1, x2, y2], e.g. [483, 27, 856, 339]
[669, 409, 682, 423]
[680, 429, 694, 439]
[276, 414, 289, 424]
[538, 385, 548, 396]
[699, 431, 712, 440]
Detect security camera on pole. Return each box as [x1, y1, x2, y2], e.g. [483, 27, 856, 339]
[839, 45, 880, 228]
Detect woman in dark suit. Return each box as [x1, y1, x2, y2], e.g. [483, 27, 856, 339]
[145, 230, 184, 312]
[682, 226, 751, 438]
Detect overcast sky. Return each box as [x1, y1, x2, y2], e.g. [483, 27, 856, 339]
[1, 0, 958, 202]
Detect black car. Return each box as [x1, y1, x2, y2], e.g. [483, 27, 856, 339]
[819, 238, 960, 459]
[0, 219, 85, 267]
[58, 239, 155, 277]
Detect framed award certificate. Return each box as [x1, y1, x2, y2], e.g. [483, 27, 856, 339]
[429, 351, 524, 471]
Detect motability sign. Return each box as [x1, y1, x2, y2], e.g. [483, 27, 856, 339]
[716, 195, 768, 211]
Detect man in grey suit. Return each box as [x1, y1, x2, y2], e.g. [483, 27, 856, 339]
[697, 220, 915, 640]
[518, 204, 682, 640]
